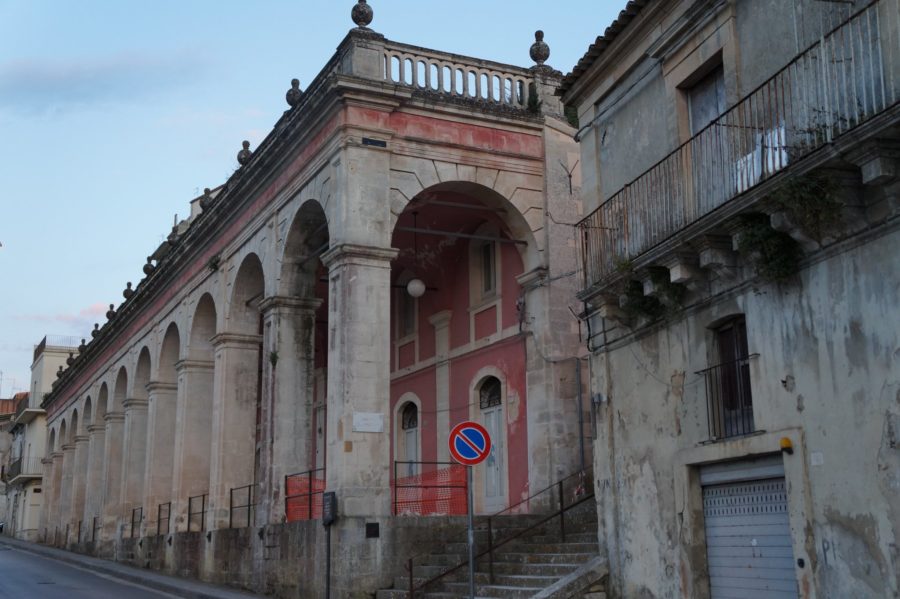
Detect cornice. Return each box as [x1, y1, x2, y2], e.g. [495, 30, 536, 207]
[259, 296, 323, 314]
[212, 333, 264, 349]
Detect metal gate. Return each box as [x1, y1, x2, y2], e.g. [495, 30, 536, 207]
[701, 456, 798, 599]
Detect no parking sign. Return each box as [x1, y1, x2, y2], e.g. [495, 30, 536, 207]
[448, 421, 492, 466]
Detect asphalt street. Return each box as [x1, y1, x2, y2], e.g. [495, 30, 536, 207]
[0, 544, 179, 599]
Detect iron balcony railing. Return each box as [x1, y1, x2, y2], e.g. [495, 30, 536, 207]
[188, 493, 208, 532]
[229, 484, 256, 529]
[577, 0, 900, 289]
[697, 355, 758, 441]
[6, 457, 44, 481]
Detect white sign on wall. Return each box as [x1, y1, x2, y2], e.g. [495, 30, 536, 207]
[352, 412, 385, 433]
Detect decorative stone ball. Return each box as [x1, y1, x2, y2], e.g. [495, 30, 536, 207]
[352, 0, 373, 28]
[91, 323, 100, 338]
[106, 304, 116, 320]
[66, 352, 75, 366]
[286, 79, 302, 107]
[57, 366, 64, 378]
[123, 282, 134, 299]
[200, 188, 214, 211]
[168, 225, 179, 246]
[237, 140, 252, 166]
[143, 257, 156, 275]
[78, 339, 87, 353]
[530, 30, 550, 65]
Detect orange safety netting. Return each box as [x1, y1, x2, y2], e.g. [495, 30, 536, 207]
[392, 464, 468, 516]
[285, 474, 326, 522]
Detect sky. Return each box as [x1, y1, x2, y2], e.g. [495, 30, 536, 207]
[0, 0, 623, 397]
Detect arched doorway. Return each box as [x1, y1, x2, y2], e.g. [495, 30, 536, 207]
[477, 376, 506, 513]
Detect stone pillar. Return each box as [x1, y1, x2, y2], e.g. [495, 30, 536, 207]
[171, 360, 214, 531]
[58, 443, 75, 543]
[101, 411, 125, 539]
[321, 243, 397, 596]
[257, 296, 321, 524]
[49, 451, 64, 542]
[142, 381, 177, 536]
[208, 333, 261, 530]
[38, 456, 54, 538]
[83, 424, 106, 536]
[70, 434, 90, 542]
[429, 310, 453, 462]
[120, 398, 148, 533]
[322, 244, 396, 514]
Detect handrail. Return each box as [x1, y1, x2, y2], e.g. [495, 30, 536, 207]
[285, 468, 326, 521]
[577, 0, 900, 289]
[407, 466, 594, 596]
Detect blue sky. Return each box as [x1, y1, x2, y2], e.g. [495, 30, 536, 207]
[0, 0, 621, 396]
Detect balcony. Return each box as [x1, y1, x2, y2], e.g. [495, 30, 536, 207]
[697, 356, 757, 441]
[13, 393, 45, 426]
[5, 457, 44, 484]
[577, 0, 900, 295]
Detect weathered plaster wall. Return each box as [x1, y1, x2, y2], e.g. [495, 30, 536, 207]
[590, 226, 900, 598]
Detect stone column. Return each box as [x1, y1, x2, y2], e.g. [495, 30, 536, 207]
[70, 434, 90, 542]
[49, 451, 64, 542]
[142, 381, 177, 536]
[208, 333, 261, 530]
[257, 296, 321, 524]
[320, 244, 398, 595]
[120, 398, 148, 534]
[101, 411, 125, 539]
[38, 456, 55, 539]
[83, 424, 106, 537]
[171, 360, 214, 531]
[58, 443, 75, 544]
[429, 311, 452, 462]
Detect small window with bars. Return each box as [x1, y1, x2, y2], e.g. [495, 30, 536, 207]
[479, 377, 502, 410]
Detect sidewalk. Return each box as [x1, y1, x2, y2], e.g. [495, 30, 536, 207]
[0, 535, 265, 599]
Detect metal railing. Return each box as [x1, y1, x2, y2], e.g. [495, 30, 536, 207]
[392, 461, 468, 516]
[284, 469, 326, 522]
[698, 355, 757, 441]
[5, 457, 44, 481]
[188, 493, 207, 532]
[33, 335, 81, 361]
[229, 484, 256, 529]
[408, 467, 594, 596]
[130, 507, 143, 539]
[578, 0, 900, 289]
[156, 502, 171, 536]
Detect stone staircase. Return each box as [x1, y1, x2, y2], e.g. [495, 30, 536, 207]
[377, 504, 607, 599]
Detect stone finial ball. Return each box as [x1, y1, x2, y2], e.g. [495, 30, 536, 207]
[286, 78, 302, 107]
[530, 30, 550, 65]
[352, 0, 373, 28]
[237, 140, 252, 165]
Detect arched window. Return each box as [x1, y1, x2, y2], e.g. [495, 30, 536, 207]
[401, 402, 418, 430]
[479, 377, 502, 410]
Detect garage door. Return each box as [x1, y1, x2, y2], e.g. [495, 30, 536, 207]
[701, 456, 798, 599]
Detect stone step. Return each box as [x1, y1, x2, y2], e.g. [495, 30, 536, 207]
[527, 531, 596, 544]
[493, 541, 598, 555]
[491, 552, 595, 565]
[478, 561, 580, 577]
[439, 581, 545, 598]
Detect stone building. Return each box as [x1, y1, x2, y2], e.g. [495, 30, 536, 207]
[561, 0, 900, 598]
[38, 2, 592, 596]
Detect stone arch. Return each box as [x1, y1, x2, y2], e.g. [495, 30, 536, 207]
[134, 347, 152, 400]
[158, 323, 181, 384]
[189, 294, 217, 360]
[96, 383, 108, 422]
[48, 427, 57, 455]
[59, 419, 67, 447]
[394, 393, 422, 478]
[70, 409, 79, 442]
[278, 200, 330, 298]
[83, 397, 93, 430]
[112, 367, 128, 413]
[229, 253, 266, 335]
[391, 178, 542, 272]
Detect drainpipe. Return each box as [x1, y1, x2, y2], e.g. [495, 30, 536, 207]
[575, 357, 585, 473]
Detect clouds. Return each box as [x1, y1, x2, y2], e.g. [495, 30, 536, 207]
[0, 50, 208, 115]
[16, 302, 108, 331]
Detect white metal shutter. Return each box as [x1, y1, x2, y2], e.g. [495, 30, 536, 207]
[702, 457, 798, 599]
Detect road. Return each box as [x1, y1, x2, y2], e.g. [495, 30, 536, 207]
[0, 544, 178, 599]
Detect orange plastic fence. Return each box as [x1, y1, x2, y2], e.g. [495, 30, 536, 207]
[285, 474, 326, 522]
[393, 464, 468, 516]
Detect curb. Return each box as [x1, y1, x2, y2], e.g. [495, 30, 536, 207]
[0, 538, 260, 599]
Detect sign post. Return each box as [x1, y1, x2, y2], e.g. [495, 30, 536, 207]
[448, 421, 492, 599]
[322, 491, 337, 599]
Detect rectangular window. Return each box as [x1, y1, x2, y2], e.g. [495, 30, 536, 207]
[688, 65, 726, 136]
[701, 316, 754, 440]
[481, 243, 496, 296]
[397, 290, 416, 338]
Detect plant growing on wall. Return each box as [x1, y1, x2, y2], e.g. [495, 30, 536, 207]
[736, 213, 804, 282]
[621, 279, 665, 322]
[768, 171, 842, 242]
[527, 84, 543, 115]
[647, 266, 687, 310]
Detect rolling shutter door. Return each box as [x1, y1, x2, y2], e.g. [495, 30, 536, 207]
[701, 456, 798, 599]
